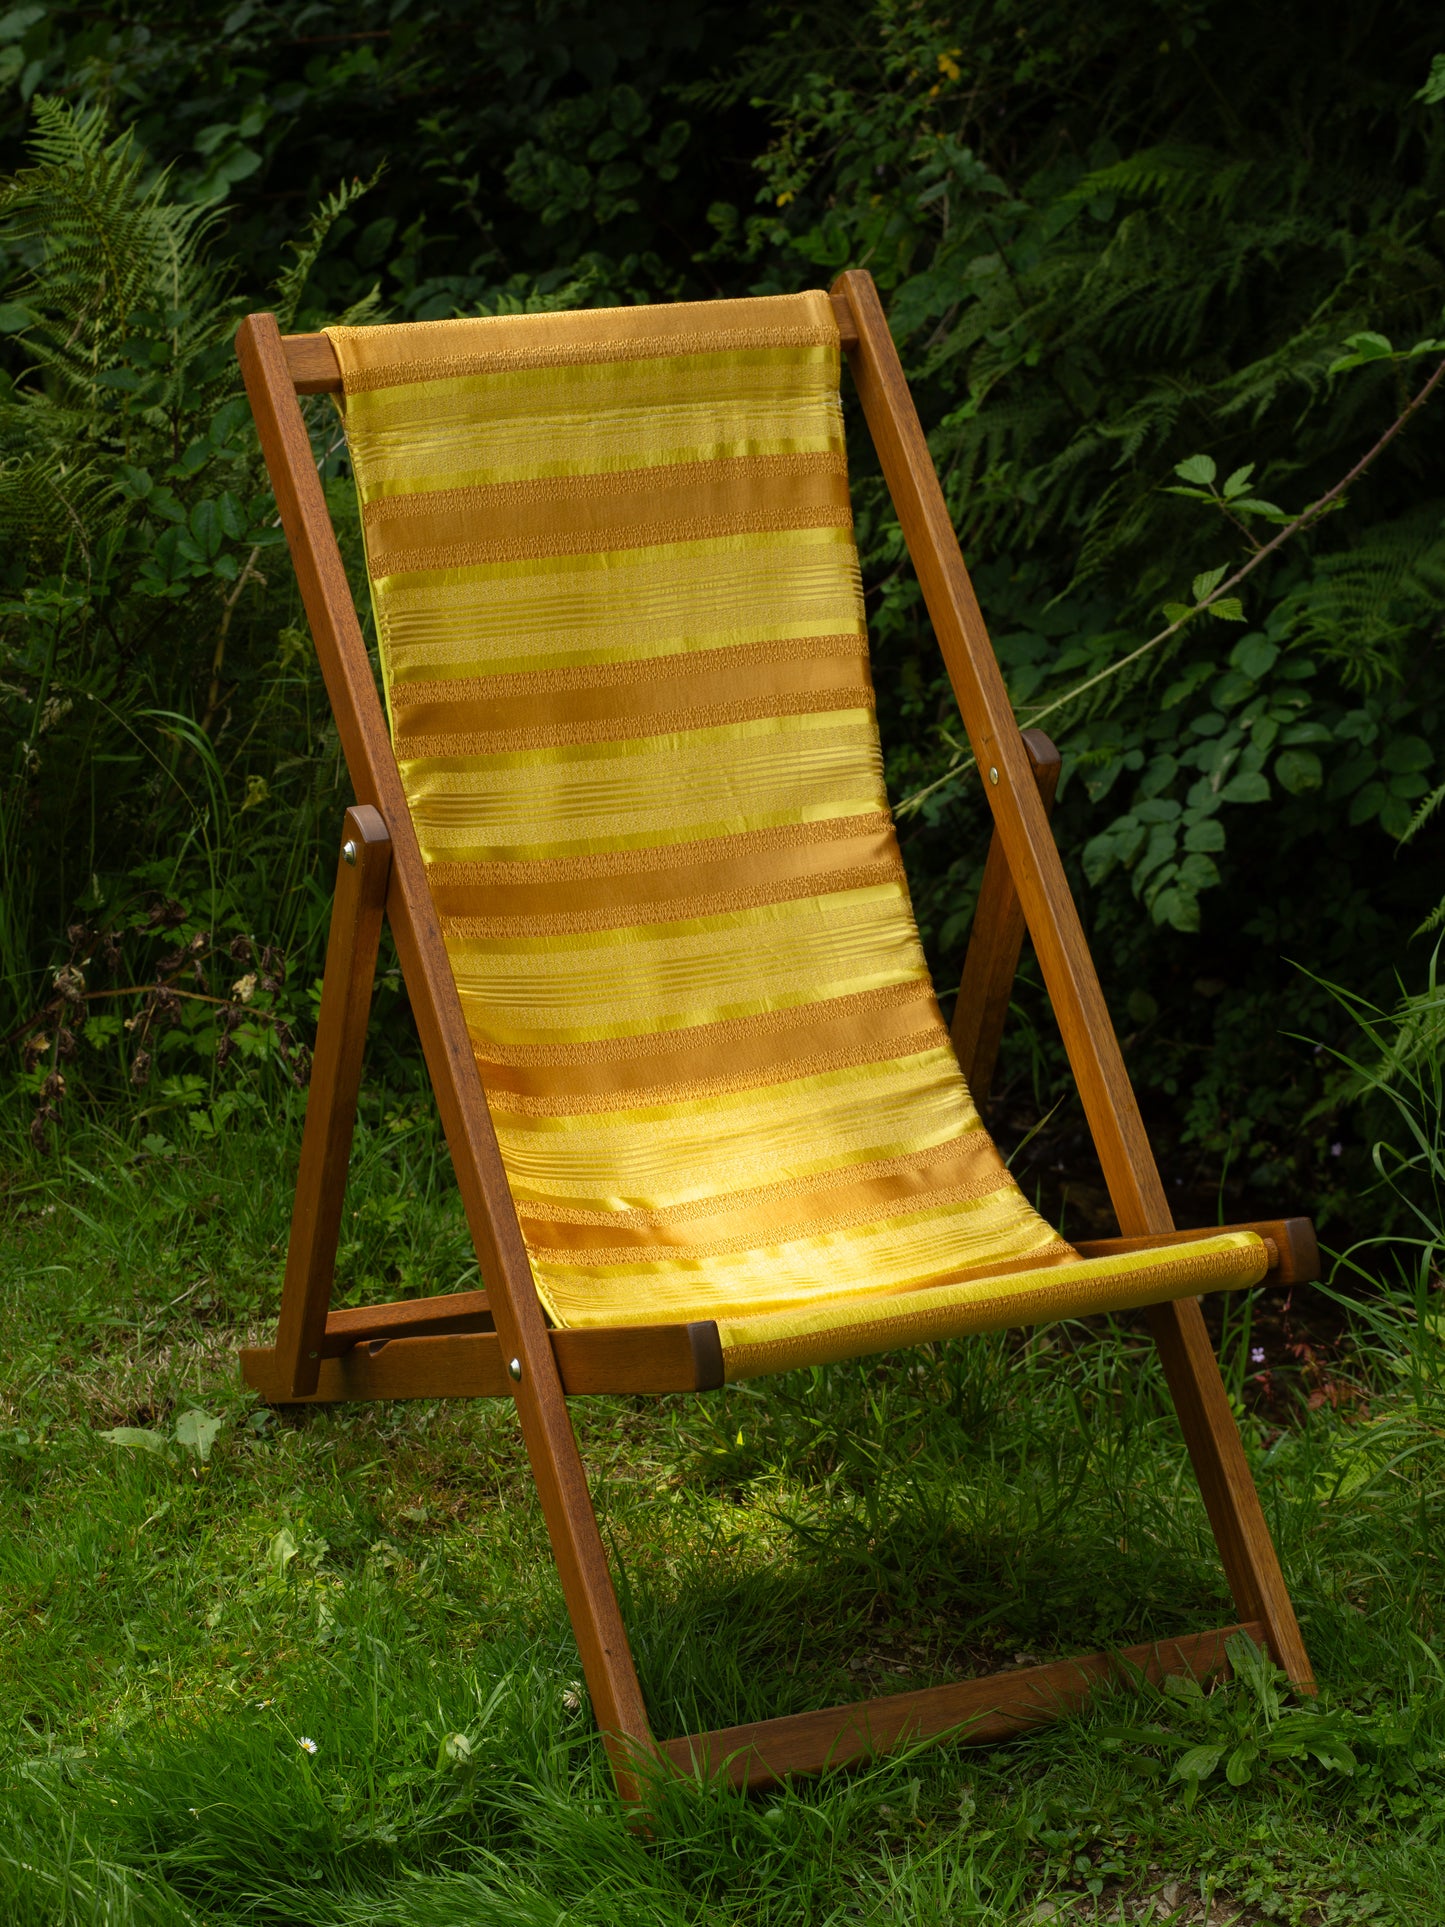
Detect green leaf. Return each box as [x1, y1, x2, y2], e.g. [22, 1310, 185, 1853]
[1225, 1743, 1259, 1787]
[1174, 454, 1217, 486]
[1183, 818, 1226, 852]
[1381, 735, 1431, 774]
[1221, 464, 1255, 499]
[1160, 602, 1193, 626]
[1417, 52, 1445, 104]
[1191, 564, 1228, 601]
[100, 1426, 168, 1454]
[0, 300, 36, 332]
[175, 1409, 222, 1462]
[1328, 330, 1397, 375]
[1176, 852, 1220, 891]
[1220, 771, 1270, 804]
[269, 1526, 299, 1575]
[1126, 989, 1158, 1024]
[1163, 1673, 1204, 1702]
[1152, 885, 1200, 932]
[1348, 780, 1386, 825]
[1173, 1743, 1224, 1783]
[1229, 634, 1279, 680]
[1229, 497, 1291, 522]
[1207, 597, 1245, 622]
[1379, 794, 1414, 839]
[1275, 748, 1323, 795]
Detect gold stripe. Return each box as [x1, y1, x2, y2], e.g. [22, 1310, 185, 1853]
[393, 634, 869, 711]
[369, 493, 859, 574]
[368, 450, 845, 523]
[392, 639, 872, 744]
[399, 685, 873, 759]
[472, 978, 938, 1072]
[485, 1021, 942, 1114]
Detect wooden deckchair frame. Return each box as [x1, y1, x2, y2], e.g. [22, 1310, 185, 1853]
[235, 269, 1317, 1802]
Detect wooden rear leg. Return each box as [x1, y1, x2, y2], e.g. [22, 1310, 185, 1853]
[1148, 1297, 1315, 1690]
[271, 805, 392, 1397]
[951, 729, 1061, 1106]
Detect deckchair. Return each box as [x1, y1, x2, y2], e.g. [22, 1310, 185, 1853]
[234, 271, 1319, 1802]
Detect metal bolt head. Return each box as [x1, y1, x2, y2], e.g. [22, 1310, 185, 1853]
[988, 767, 999, 786]
[341, 838, 358, 866]
[507, 1356, 522, 1382]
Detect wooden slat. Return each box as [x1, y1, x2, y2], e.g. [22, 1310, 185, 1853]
[243, 1332, 509, 1401]
[237, 311, 660, 1798]
[242, 1318, 724, 1400]
[665, 1621, 1263, 1791]
[952, 728, 1061, 1103]
[272, 807, 391, 1396]
[1074, 1218, 1318, 1287]
[319, 1288, 494, 1355]
[286, 332, 342, 393]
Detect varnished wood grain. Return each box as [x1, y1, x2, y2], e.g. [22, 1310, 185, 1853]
[952, 729, 1061, 1104]
[242, 1319, 725, 1399]
[319, 1288, 494, 1354]
[237, 311, 659, 1796]
[665, 1622, 1262, 1791]
[272, 807, 391, 1396]
[285, 331, 342, 393]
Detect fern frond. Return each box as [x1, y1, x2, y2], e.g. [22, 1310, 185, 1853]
[0, 96, 224, 397]
[272, 168, 384, 332]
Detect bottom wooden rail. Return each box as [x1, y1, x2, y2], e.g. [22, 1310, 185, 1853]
[240, 1318, 726, 1399]
[661, 1621, 1262, 1791]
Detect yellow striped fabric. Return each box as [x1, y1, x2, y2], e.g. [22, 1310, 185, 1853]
[326, 293, 1269, 1364]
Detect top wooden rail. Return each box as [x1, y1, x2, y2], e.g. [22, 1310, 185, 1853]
[280, 289, 860, 394]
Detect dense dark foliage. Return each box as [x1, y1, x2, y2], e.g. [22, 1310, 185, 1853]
[3, 1, 1443, 1235]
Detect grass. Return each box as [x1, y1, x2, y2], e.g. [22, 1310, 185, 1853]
[2, 1096, 1443, 1925]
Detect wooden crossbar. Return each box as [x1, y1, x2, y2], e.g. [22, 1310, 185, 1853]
[663, 1621, 1263, 1791]
[239, 1217, 1316, 1404]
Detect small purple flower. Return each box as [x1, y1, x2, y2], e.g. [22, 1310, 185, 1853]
[1250, 1346, 1266, 1365]
[1330, 1142, 1343, 1157]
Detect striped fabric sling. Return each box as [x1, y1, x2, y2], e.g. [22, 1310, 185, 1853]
[325, 292, 1267, 1381]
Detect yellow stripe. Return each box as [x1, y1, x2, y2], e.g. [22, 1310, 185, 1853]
[339, 349, 843, 495]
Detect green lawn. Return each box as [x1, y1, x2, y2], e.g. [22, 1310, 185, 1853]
[2, 1107, 1442, 1924]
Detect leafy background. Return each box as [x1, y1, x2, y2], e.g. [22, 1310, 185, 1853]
[3, 0, 1444, 1243]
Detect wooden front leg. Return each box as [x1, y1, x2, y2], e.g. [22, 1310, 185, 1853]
[271, 805, 392, 1397]
[951, 728, 1061, 1105]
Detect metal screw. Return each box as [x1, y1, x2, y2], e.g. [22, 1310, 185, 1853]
[988, 767, 999, 786]
[341, 838, 358, 866]
[508, 1357, 522, 1382]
